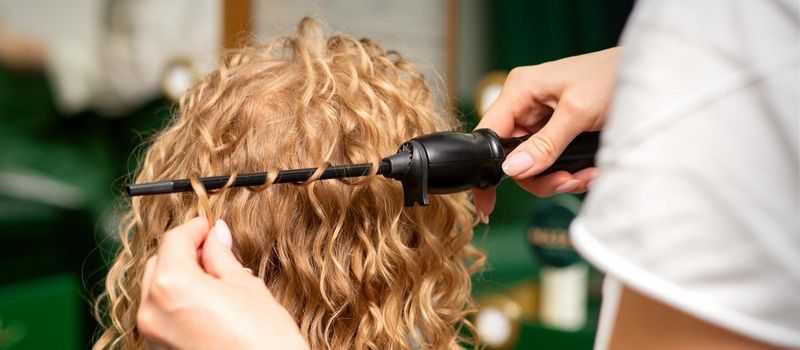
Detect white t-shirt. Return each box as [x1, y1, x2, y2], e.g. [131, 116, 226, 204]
[570, 0, 800, 348]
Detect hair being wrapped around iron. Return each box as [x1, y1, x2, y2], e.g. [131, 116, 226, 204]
[94, 17, 485, 350]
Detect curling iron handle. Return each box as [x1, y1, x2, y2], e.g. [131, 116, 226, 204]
[498, 131, 600, 176]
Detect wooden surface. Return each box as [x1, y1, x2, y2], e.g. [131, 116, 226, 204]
[224, 0, 253, 48]
[445, 0, 459, 109]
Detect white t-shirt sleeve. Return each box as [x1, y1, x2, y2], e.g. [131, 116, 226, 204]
[570, 0, 800, 348]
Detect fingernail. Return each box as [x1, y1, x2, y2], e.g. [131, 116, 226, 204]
[213, 219, 232, 248]
[243, 267, 254, 275]
[502, 152, 534, 176]
[554, 179, 581, 194]
[478, 210, 489, 224]
[587, 179, 595, 190]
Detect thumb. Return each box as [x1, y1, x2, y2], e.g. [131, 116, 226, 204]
[201, 219, 247, 279]
[500, 105, 586, 179]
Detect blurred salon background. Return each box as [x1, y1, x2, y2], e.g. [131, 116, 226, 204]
[0, 1, 632, 348]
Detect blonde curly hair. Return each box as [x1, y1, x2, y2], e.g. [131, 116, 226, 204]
[94, 17, 484, 349]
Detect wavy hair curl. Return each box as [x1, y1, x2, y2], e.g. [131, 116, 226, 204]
[94, 17, 484, 350]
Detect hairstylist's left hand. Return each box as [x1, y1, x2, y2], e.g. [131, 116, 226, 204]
[137, 217, 309, 350]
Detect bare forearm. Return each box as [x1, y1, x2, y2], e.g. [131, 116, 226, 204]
[609, 286, 778, 350]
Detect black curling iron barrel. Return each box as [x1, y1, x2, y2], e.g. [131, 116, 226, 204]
[126, 129, 600, 207]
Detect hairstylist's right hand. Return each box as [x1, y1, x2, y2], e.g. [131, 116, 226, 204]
[473, 47, 620, 221]
[137, 217, 309, 350]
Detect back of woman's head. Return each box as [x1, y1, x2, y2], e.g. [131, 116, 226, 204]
[96, 17, 484, 349]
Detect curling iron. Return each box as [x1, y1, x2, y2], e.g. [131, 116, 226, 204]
[126, 129, 599, 207]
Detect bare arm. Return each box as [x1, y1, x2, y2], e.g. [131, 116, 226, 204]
[610, 286, 779, 350]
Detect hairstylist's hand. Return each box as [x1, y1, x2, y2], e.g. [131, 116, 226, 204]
[0, 21, 45, 71]
[473, 47, 620, 220]
[137, 217, 309, 350]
